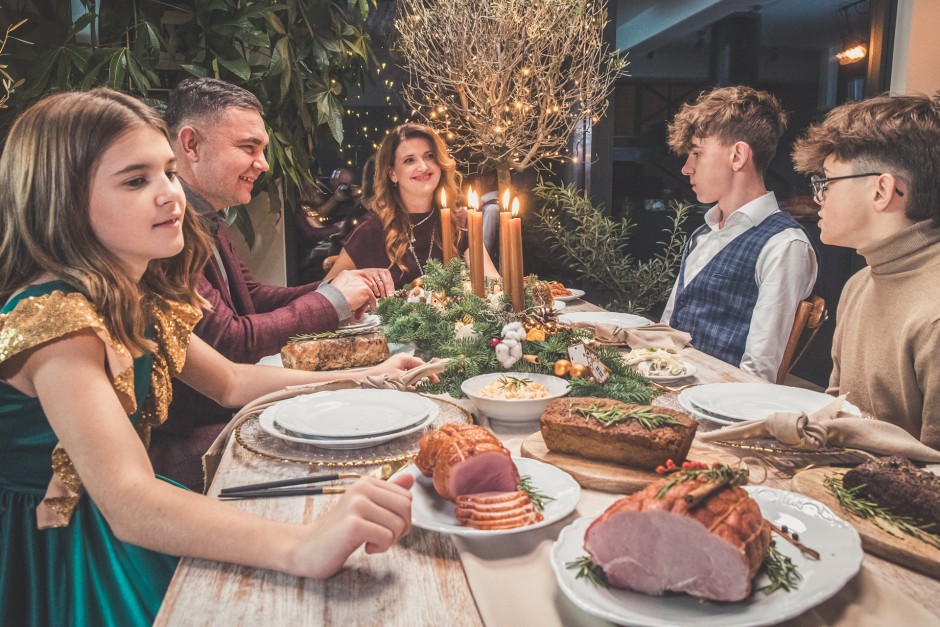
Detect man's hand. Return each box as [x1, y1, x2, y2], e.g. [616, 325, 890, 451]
[348, 268, 395, 299]
[329, 270, 377, 319]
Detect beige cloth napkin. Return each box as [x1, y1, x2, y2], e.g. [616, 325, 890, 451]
[573, 321, 691, 350]
[200, 358, 449, 488]
[699, 394, 940, 462]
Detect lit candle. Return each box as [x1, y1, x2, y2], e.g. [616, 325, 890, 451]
[509, 198, 525, 312]
[501, 188, 511, 211]
[439, 188, 453, 264]
[467, 188, 485, 297]
[499, 207, 512, 297]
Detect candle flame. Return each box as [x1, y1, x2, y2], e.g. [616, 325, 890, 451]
[440, 188, 447, 208]
[511, 197, 520, 218]
[467, 187, 479, 210]
[502, 188, 511, 210]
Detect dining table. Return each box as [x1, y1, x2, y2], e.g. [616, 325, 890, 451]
[155, 299, 940, 626]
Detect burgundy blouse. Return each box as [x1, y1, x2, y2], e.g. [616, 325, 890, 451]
[343, 208, 470, 288]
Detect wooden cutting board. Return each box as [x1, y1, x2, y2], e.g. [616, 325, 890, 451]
[520, 432, 745, 494]
[790, 467, 940, 579]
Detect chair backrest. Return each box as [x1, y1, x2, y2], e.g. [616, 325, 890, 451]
[775, 295, 828, 384]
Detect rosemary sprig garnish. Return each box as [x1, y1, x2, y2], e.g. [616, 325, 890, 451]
[498, 375, 533, 391]
[517, 474, 555, 511]
[565, 555, 608, 588]
[287, 328, 372, 343]
[575, 404, 686, 430]
[824, 474, 940, 549]
[655, 463, 748, 499]
[759, 542, 803, 595]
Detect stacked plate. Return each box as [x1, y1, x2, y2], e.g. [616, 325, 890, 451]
[678, 382, 859, 426]
[339, 313, 382, 331]
[558, 311, 652, 328]
[258, 389, 439, 450]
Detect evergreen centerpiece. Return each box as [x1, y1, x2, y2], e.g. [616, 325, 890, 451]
[375, 258, 656, 403]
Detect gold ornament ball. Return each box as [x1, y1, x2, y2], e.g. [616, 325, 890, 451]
[553, 359, 572, 377]
[569, 364, 589, 378]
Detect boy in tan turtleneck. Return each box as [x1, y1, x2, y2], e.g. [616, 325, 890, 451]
[792, 93, 940, 450]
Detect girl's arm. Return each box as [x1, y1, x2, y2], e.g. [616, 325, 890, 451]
[177, 334, 426, 409]
[463, 247, 501, 280]
[21, 330, 413, 579]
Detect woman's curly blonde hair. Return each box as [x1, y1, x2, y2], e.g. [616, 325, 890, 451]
[371, 123, 462, 272]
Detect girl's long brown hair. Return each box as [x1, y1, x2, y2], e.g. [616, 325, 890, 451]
[0, 88, 211, 356]
[371, 123, 461, 272]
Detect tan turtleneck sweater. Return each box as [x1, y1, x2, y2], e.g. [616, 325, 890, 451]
[828, 219, 940, 449]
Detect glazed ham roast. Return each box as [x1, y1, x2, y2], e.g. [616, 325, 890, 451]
[584, 476, 770, 602]
[281, 331, 389, 371]
[417, 424, 542, 530]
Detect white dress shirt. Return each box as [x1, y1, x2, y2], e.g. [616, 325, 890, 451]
[660, 192, 818, 381]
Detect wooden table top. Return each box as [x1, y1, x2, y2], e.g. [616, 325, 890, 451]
[155, 300, 940, 625]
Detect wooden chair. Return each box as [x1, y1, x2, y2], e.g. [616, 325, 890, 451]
[775, 295, 828, 384]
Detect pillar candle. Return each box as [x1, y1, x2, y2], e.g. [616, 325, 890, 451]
[439, 189, 453, 264]
[509, 198, 524, 312]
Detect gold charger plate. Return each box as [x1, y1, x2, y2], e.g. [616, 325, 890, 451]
[235, 395, 472, 468]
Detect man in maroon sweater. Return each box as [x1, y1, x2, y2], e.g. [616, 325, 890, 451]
[151, 78, 394, 489]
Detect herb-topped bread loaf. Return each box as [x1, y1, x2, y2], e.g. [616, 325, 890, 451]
[280, 331, 389, 371]
[540, 397, 697, 470]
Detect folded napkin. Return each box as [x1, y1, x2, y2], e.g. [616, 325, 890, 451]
[201, 358, 449, 489]
[699, 394, 940, 463]
[572, 321, 692, 350]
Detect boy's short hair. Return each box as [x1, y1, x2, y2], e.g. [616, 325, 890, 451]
[667, 85, 788, 174]
[164, 78, 264, 135]
[792, 92, 940, 225]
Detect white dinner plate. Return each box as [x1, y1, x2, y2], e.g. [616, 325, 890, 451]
[272, 389, 431, 438]
[553, 299, 566, 311]
[677, 389, 736, 425]
[554, 289, 586, 303]
[550, 486, 863, 627]
[258, 396, 438, 450]
[338, 313, 382, 331]
[397, 457, 581, 537]
[683, 383, 860, 423]
[559, 311, 652, 329]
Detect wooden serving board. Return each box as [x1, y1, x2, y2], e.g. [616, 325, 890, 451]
[790, 467, 940, 579]
[520, 432, 745, 494]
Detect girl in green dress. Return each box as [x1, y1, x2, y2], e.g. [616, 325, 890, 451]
[0, 89, 420, 626]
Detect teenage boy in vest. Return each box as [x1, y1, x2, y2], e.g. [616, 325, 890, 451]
[792, 93, 940, 449]
[660, 86, 818, 381]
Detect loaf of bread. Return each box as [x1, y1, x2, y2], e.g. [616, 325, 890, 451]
[280, 332, 389, 371]
[540, 397, 697, 470]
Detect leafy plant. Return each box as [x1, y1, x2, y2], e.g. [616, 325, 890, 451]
[0, 19, 27, 109]
[532, 181, 690, 315]
[0, 0, 377, 243]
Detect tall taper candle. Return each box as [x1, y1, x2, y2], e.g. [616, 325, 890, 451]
[439, 188, 453, 264]
[499, 209, 512, 298]
[467, 188, 485, 297]
[509, 198, 524, 312]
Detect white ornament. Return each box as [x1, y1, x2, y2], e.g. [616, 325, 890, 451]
[454, 321, 478, 340]
[406, 286, 427, 303]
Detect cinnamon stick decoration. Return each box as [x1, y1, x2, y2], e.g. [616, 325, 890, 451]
[769, 522, 821, 560]
[684, 478, 732, 508]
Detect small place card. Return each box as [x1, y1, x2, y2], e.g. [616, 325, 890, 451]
[568, 341, 610, 384]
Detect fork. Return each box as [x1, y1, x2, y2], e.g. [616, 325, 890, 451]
[649, 380, 700, 394]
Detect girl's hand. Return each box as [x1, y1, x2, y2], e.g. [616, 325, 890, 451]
[366, 354, 439, 383]
[289, 473, 415, 579]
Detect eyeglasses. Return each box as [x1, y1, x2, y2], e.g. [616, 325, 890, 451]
[810, 172, 905, 204]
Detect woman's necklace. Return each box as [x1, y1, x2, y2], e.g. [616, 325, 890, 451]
[409, 224, 436, 275]
[408, 209, 435, 242]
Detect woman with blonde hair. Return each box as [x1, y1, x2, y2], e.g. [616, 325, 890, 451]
[0, 89, 426, 626]
[326, 123, 499, 290]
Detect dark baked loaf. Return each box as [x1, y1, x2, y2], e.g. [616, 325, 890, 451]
[842, 456, 940, 528]
[540, 397, 697, 470]
[280, 332, 389, 371]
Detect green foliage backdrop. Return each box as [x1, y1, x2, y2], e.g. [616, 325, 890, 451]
[0, 0, 378, 243]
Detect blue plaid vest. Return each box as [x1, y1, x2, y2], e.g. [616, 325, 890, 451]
[669, 211, 807, 366]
